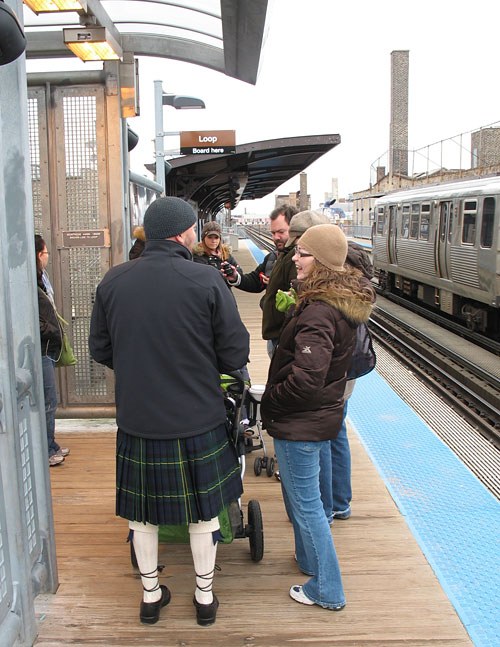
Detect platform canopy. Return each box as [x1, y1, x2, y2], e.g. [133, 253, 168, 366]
[23, 0, 268, 84]
[145, 134, 341, 216]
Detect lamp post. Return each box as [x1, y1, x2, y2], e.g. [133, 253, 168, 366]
[154, 80, 205, 193]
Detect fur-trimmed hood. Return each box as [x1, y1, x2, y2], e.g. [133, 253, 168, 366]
[304, 292, 373, 326]
[192, 242, 232, 257]
[132, 226, 146, 242]
[293, 274, 374, 326]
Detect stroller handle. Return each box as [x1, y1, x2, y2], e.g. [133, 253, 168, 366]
[223, 369, 247, 384]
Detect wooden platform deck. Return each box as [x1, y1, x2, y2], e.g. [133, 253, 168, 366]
[34, 242, 473, 647]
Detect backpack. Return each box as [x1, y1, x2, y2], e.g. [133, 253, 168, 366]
[347, 322, 376, 380]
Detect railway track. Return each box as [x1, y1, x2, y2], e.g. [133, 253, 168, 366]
[374, 285, 500, 356]
[369, 305, 500, 449]
[240, 225, 274, 252]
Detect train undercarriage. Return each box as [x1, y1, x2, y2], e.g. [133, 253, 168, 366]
[378, 270, 500, 340]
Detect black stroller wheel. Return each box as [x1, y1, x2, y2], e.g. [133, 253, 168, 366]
[247, 499, 264, 562]
[254, 456, 262, 476]
[130, 540, 138, 569]
[266, 456, 275, 477]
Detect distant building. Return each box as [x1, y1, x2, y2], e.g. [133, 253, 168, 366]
[471, 127, 500, 168]
[275, 192, 311, 210]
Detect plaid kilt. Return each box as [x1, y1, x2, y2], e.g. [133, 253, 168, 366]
[115, 423, 243, 526]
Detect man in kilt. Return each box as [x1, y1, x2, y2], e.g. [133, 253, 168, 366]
[89, 197, 250, 627]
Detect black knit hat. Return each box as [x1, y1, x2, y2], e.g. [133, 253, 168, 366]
[143, 197, 196, 240]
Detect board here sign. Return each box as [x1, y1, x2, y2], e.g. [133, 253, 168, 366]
[180, 130, 236, 155]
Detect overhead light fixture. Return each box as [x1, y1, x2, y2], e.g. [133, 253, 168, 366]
[63, 26, 122, 61]
[23, 0, 86, 14]
[162, 94, 205, 110]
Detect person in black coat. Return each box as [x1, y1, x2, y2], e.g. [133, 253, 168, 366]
[89, 197, 249, 627]
[192, 221, 242, 287]
[35, 235, 68, 466]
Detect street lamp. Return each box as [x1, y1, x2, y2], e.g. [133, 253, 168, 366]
[154, 80, 205, 192]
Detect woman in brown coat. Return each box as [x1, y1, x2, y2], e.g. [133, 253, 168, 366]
[261, 224, 373, 610]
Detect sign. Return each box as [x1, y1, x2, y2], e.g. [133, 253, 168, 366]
[180, 130, 236, 155]
[62, 229, 110, 248]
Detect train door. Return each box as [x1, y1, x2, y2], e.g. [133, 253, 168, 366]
[387, 205, 398, 264]
[436, 201, 452, 279]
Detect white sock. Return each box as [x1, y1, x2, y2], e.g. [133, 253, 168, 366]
[189, 517, 219, 604]
[130, 521, 161, 603]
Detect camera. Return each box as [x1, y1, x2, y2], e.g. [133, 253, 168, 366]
[221, 261, 235, 277]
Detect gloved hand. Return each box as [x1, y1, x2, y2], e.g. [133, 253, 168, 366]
[275, 288, 296, 312]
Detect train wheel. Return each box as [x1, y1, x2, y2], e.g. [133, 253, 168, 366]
[247, 499, 264, 562]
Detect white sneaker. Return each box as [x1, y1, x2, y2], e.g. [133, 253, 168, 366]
[289, 585, 315, 606]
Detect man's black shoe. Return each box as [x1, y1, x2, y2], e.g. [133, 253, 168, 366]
[193, 593, 219, 626]
[140, 585, 171, 624]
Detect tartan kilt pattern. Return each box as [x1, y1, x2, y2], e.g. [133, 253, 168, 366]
[116, 423, 243, 526]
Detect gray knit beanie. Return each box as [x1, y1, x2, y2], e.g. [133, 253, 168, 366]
[298, 224, 347, 271]
[143, 197, 196, 240]
[285, 210, 330, 247]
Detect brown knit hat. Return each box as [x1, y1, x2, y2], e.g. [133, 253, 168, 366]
[201, 221, 222, 239]
[298, 224, 347, 271]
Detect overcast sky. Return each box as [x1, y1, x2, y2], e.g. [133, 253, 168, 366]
[26, 0, 500, 215]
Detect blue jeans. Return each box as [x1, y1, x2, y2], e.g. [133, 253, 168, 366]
[274, 438, 345, 608]
[331, 402, 352, 517]
[42, 355, 59, 457]
[319, 402, 351, 520]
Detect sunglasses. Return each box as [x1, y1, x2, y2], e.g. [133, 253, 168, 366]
[294, 247, 313, 258]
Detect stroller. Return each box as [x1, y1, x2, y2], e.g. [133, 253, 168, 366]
[222, 376, 275, 478]
[130, 370, 264, 567]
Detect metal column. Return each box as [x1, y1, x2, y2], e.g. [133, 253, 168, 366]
[0, 2, 58, 646]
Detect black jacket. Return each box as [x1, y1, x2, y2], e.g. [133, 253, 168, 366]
[89, 240, 250, 440]
[191, 243, 243, 288]
[260, 246, 297, 340]
[37, 277, 62, 357]
[236, 250, 277, 293]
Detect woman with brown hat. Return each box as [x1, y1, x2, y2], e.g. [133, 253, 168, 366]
[261, 224, 374, 611]
[192, 221, 242, 287]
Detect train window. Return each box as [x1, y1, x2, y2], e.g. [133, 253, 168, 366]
[462, 199, 477, 245]
[420, 204, 431, 240]
[410, 204, 420, 239]
[376, 209, 385, 234]
[480, 197, 495, 248]
[401, 214, 410, 238]
[420, 214, 430, 240]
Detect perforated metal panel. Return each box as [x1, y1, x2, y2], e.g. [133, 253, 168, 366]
[28, 96, 42, 235]
[69, 247, 108, 397]
[28, 84, 115, 409]
[63, 95, 99, 230]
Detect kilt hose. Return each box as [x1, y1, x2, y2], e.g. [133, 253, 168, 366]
[115, 423, 243, 526]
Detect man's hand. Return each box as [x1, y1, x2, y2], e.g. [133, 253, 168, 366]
[259, 272, 270, 286]
[223, 263, 238, 282]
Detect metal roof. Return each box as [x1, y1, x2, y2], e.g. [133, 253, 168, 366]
[146, 134, 341, 215]
[24, 0, 268, 84]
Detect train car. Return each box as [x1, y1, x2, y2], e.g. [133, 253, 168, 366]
[373, 176, 500, 338]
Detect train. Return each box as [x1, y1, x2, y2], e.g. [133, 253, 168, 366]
[372, 176, 500, 339]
